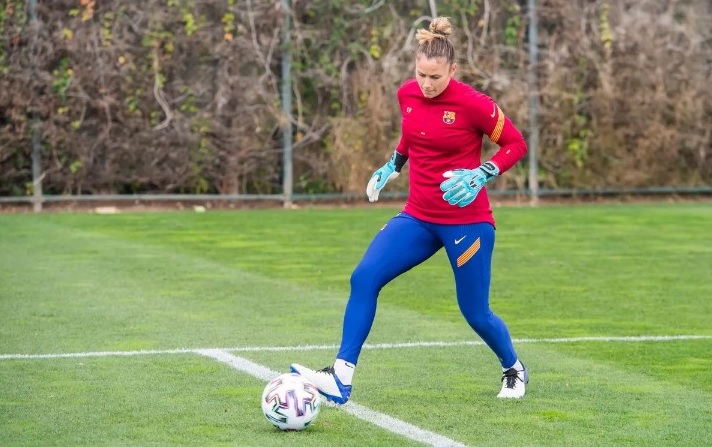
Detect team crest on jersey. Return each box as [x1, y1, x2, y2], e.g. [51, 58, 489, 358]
[442, 111, 456, 124]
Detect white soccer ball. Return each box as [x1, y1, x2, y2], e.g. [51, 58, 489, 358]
[261, 372, 321, 430]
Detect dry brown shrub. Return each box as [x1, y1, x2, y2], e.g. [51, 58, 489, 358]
[1, 0, 709, 197]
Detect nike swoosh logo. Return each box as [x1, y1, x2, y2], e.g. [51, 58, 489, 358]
[455, 236, 466, 244]
[490, 104, 496, 118]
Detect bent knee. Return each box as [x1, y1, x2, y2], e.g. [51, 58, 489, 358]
[464, 311, 498, 332]
[350, 263, 386, 295]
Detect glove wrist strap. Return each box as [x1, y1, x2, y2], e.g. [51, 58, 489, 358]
[481, 161, 500, 180]
[392, 151, 408, 173]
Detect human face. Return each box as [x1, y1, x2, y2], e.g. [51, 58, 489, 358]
[415, 55, 457, 99]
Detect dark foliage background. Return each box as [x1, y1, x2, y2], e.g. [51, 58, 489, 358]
[1, 0, 710, 196]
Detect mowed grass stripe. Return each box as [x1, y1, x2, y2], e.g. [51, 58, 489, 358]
[0, 216, 348, 352]
[1, 205, 711, 446]
[235, 340, 712, 446]
[198, 349, 469, 447]
[0, 216, 513, 353]
[0, 354, 419, 447]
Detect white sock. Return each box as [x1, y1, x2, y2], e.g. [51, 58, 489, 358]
[503, 359, 524, 372]
[333, 358, 355, 385]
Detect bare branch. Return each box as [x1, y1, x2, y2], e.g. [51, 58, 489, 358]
[151, 48, 172, 131]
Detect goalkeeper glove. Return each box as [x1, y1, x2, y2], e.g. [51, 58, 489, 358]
[439, 161, 500, 207]
[366, 151, 408, 202]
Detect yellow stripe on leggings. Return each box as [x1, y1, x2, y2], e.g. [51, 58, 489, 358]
[457, 237, 481, 267]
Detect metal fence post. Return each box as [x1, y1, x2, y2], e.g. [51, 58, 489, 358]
[281, 0, 293, 208]
[28, 0, 43, 212]
[527, 0, 540, 206]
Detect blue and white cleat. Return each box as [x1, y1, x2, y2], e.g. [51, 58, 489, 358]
[290, 363, 352, 404]
[497, 363, 529, 399]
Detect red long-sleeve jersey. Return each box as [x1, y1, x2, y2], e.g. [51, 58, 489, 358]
[395, 78, 527, 225]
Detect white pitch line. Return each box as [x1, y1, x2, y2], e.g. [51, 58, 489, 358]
[0, 347, 199, 360]
[1, 334, 710, 360]
[197, 349, 469, 447]
[227, 334, 711, 352]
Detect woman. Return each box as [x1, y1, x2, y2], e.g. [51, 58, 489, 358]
[291, 16, 529, 402]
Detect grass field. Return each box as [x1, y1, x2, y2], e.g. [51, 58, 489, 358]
[1, 202, 711, 446]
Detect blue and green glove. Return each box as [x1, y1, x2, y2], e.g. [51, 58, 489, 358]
[366, 151, 408, 202]
[440, 161, 500, 207]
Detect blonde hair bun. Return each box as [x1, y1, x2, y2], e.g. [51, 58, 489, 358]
[429, 17, 452, 37]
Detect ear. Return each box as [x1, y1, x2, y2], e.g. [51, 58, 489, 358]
[450, 62, 458, 76]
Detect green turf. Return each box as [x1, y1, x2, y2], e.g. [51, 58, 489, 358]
[1, 203, 711, 446]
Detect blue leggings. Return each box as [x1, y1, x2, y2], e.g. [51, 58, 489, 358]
[337, 212, 517, 368]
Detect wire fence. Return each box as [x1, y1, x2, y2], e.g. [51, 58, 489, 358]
[2, 186, 712, 210]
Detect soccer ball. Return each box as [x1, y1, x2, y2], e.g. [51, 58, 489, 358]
[261, 372, 321, 430]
